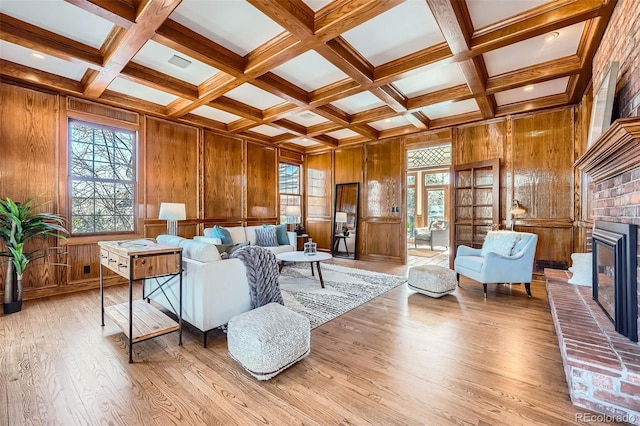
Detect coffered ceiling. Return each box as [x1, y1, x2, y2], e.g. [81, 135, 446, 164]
[0, 0, 616, 152]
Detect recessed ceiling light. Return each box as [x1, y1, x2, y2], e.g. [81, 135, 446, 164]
[31, 52, 45, 60]
[545, 32, 560, 42]
[301, 138, 308, 142]
[299, 112, 315, 119]
[384, 118, 392, 123]
[524, 85, 535, 92]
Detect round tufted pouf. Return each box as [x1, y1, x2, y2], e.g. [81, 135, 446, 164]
[227, 302, 310, 380]
[408, 265, 457, 298]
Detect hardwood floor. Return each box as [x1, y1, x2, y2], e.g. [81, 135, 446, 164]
[0, 258, 614, 425]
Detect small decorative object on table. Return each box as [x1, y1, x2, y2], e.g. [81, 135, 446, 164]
[295, 224, 305, 236]
[304, 238, 317, 256]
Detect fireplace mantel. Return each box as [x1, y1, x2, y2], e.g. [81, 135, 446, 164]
[575, 117, 640, 183]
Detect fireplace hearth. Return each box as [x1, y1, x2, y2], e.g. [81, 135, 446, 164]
[592, 220, 638, 342]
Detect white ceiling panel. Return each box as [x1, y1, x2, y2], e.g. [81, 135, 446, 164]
[326, 129, 360, 139]
[290, 138, 321, 147]
[284, 111, 330, 127]
[250, 125, 287, 137]
[369, 116, 412, 131]
[495, 77, 570, 106]
[108, 77, 178, 106]
[466, 0, 549, 30]
[191, 105, 241, 123]
[393, 61, 467, 97]
[171, 0, 285, 56]
[301, 0, 333, 12]
[272, 50, 349, 91]
[330, 91, 386, 115]
[0, 40, 86, 81]
[133, 40, 219, 86]
[484, 21, 585, 76]
[420, 99, 480, 119]
[342, 1, 445, 66]
[226, 83, 286, 110]
[0, 0, 113, 49]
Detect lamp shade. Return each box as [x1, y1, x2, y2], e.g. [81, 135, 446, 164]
[285, 205, 301, 217]
[510, 200, 526, 215]
[335, 212, 348, 223]
[158, 202, 186, 220]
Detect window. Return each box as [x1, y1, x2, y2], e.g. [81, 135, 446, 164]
[279, 163, 301, 224]
[69, 119, 136, 234]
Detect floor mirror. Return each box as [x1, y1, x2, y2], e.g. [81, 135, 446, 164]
[333, 183, 359, 259]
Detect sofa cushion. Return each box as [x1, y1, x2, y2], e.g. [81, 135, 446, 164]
[481, 231, 521, 257]
[255, 227, 279, 247]
[208, 225, 233, 245]
[263, 223, 289, 246]
[156, 234, 187, 246]
[216, 241, 250, 256]
[179, 239, 221, 262]
[225, 226, 248, 245]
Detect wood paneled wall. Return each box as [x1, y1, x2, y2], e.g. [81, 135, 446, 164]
[0, 82, 293, 301]
[305, 152, 332, 250]
[0, 82, 63, 296]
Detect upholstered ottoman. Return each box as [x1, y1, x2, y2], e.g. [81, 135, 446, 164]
[227, 302, 310, 380]
[408, 265, 457, 298]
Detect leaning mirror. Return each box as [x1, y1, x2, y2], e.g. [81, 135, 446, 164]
[333, 183, 359, 259]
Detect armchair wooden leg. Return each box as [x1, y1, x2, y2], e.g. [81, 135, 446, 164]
[525, 282, 532, 297]
[482, 283, 487, 298]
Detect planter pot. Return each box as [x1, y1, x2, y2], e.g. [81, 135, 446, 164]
[3, 300, 22, 314]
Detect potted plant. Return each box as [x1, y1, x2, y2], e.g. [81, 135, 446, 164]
[0, 196, 69, 314]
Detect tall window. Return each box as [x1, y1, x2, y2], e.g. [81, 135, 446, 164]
[279, 163, 301, 224]
[69, 119, 136, 234]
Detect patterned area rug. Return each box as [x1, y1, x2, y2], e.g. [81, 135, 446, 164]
[407, 248, 441, 257]
[279, 263, 407, 328]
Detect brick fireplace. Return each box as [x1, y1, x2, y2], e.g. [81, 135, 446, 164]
[545, 118, 640, 423]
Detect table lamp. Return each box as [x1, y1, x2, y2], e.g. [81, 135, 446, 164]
[335, 211, 347, 234]
[285, 205, 301, 232]
[158, 202, 186, 235]
[510, 200, 526, 231]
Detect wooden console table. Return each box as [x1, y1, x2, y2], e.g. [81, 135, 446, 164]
[98, 239, 183, 363]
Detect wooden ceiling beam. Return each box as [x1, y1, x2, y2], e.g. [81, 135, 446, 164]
[306, 122, 343, 137]
[486, 55, 581, 94]
[314, 0, 404, 39]
[567, 0, 617, 103]
[227, 118, 259, 134]
[470, 0, 608, 58]
[209, 97, 263, 122]
[407, 84, 472, 110]
[0, 13, 103, 68]
[0, 58, 84, 95]
[263, 103, 301, 122]
[371, 85, 407, 113]
[83, 0, 182, 98]
[317, 38, 374, 85]
[428, 0, 494, 119]
[254, 73, 309, 106]
[120, 62, 198, 100]
[403, 111, 430, 130]
[64, 0, 136, 29]
[246, 0, 314, 39]
[495, 93, 569, 116]
[351, 106, 397, 125]
[99, 89, 169, 116]
[153, 19, 244, 76]
[271, 119, 307, 136]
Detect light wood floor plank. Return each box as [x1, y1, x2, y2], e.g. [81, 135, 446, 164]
[0, 257, 617, 425]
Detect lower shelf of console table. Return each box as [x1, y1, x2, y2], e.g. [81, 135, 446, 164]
[104, 300, 179, 344]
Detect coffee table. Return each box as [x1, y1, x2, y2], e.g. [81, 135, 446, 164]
[276, 251, 332, 288]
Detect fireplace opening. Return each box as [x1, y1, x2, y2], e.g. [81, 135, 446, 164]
[592, 220, 638, 342]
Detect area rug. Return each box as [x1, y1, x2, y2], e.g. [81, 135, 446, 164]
[407, 248, 441, 257]
[279, 263, 406, 328]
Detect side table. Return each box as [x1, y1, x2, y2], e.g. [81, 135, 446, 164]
[98, 239, 183, 363]
[296, 234, 309, 251]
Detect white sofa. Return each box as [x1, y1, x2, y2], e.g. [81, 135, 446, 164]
[195, 225, 297, 255]
[144, 229, 295, 347]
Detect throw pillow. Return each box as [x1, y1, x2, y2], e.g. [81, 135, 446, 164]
[215, 241, 250, 256]
[255, 227, 279, 247]
[210, 225, 233, 245]
[263, 223, 288, 246]
[481, 231, 521, 257]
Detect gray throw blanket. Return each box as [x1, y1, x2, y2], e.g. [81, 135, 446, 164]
[230, 245, 283, 309]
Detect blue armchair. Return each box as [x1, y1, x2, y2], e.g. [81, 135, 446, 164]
[454, 231, 538, 298]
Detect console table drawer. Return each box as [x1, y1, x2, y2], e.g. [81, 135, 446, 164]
[131, 253, 180, 280]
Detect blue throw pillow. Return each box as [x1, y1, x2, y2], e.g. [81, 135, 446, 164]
[263, 223, 289, 246]
[210, 225, 233, 245]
